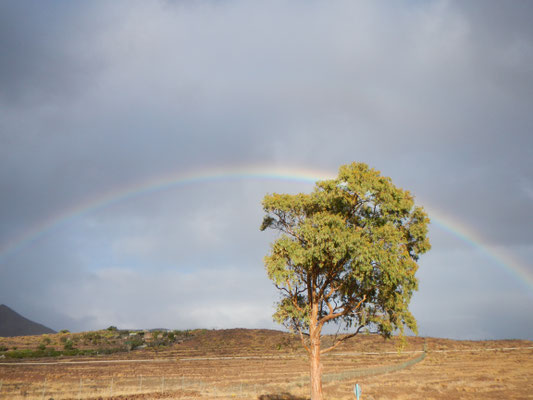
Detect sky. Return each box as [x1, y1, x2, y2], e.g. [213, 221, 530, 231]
[1, 0, 532, 340]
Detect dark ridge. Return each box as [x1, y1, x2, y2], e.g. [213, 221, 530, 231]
[0, 304, 56, 337]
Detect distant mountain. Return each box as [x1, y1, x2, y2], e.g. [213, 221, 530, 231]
[0, 305, 56, 337]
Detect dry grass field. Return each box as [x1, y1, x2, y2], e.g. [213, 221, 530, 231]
[1, 329, 532, 399]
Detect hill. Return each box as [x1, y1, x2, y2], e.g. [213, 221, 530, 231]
[0, 304, 56, 337]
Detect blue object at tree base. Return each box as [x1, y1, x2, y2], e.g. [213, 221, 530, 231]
[354, 383, 362, 400]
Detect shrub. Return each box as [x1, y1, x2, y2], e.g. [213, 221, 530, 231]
[63, 348, 81, 356]
[96, 347, 124, 355]
[6, 348, 61, 359]
[125, 336, 144, 351]
[82, 332, 102, 345]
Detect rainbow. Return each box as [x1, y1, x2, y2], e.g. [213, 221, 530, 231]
[0, 164, 531, 291]
[0, 165, 330, 262]
[422, 206, 533, 291]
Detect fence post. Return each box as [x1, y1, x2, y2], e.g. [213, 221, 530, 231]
[181, 375, 184, 390]
[161, 376, 165, 393]
[78, 378, 82, 400]
[110, 377, 114, 397]
[41, 377, 47, 400]
[139, 375, 143, 392]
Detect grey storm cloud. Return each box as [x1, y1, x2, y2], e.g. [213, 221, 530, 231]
[1, 0, 532, 339]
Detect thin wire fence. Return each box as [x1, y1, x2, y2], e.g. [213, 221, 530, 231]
[0, 349, 427, 400]
[0, 375, 301, 399]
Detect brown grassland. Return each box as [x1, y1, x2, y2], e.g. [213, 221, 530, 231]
[0, 328, 532, 399]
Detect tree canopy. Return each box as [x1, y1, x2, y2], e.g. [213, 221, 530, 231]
[260, 162, 431, 400]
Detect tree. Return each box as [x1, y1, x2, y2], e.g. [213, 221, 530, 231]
[260, 162, 431, 400]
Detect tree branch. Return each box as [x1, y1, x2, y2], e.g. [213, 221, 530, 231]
[324, 284, 339, 301]
[274, 283, 291, 296]
[286, 281, 304, 314]
[275, 212, 307, 245]
[296, 326, 311, 354]
[317, 256, 347, 300]
[320, 325, 365, 354]
[318, 295, 366, 328]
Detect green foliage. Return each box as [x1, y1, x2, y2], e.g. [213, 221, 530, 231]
[144, 329, 192, 348]
[62, 348, 83, 356]
[63, 339, 74, 350]
[179, 329, 193, 337]
[125, 335, 144, 351]
[148, 332, 169, 348]
[107, 326, 118, 331]
[3, 347, 116, 359]
[96, 347, 125, 355]
[261, 162, 431, 340]
[59, 329, 70, 334]
[82, 331, 103, 345]
[0, 328, 196, 360]
[5, 348, 62, 359]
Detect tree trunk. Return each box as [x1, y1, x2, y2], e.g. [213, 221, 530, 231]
[309, 304, 323, 400]
[309, 333, 323, 400]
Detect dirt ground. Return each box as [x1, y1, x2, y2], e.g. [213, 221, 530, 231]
[1, 329, 532, 399]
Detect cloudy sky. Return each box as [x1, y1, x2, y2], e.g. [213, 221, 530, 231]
[1, 0, 532, 340]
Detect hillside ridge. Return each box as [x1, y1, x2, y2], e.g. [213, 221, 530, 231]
[0, 304, 56, 337]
